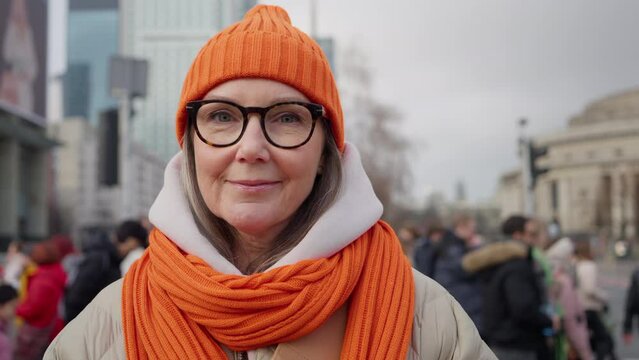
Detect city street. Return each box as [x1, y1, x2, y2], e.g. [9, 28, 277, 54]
[2, 1, 639, 358]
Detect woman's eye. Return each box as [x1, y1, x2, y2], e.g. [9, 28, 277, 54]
[211, 111, 234, 122]
[279, 113, 300, 123]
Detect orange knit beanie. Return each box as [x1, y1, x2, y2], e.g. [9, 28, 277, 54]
[175, 5, 344, 151]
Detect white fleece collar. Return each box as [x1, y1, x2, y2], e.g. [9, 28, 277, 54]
[148, 142, 383, 275]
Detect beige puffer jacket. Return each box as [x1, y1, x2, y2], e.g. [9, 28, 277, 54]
[45, 269, 494, 360]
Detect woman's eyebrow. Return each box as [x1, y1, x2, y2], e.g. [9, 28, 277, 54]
[201, 95, 236, 102]
[268, 96, 308, 103]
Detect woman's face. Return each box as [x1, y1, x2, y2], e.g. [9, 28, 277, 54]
[193, 79, 325, 241]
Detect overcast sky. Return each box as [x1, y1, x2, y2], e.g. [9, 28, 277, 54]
[50, 0, 639, 204]
[262, 0, 639, 204]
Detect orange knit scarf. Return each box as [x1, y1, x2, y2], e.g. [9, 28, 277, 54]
[122, 221, 414, 359]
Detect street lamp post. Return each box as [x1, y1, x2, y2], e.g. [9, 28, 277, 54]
[519, 118, 534, 215]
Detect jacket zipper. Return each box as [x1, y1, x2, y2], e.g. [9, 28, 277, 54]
[234, 351, 248, 360]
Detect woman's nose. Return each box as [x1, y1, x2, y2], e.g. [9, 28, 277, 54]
[234, 115, 270, 163]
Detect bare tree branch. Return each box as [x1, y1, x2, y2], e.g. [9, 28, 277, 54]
[339, 44, 413, 220]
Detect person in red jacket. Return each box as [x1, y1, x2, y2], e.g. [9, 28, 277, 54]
[14, 239, 67, 360]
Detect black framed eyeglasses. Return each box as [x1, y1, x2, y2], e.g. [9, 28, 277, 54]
[186, 99, 325, 149]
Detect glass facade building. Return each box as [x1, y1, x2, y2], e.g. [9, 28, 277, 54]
[120, 0, 257, 161]
[65, 0, 119, 124]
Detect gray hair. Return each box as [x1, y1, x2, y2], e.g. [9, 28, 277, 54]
[181, 121, 342, 273]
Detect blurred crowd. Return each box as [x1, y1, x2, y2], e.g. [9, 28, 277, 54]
[0, 219, 149, 360]
[2, 212, 639, 360]
[401, 213, 622, 360]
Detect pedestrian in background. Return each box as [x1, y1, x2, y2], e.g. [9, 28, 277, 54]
[463, 215, 559, 360]
[546, 237, 593, 360]
[46, 235, 76, 343]
[574, 241, 617, 360]
[0, 284, 18, 360]
[114, 220, 148, 275]
[15, 239, 66, 360]
[49, 235, 75, 262]
[413, 223, 445, 278]
[398, 225, 420, 259]
[623, 265, 639, 349]
[526, 218, 559, 359]
[63, 231, 120, 324]
[46, 4, 494, 359]
[3, 241, 28, 290]
[432, 213, 484, 331]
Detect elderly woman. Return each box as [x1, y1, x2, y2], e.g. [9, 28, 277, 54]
[45, 5, 493, 360]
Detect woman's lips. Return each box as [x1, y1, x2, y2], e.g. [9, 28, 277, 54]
[227, 180, 281, 192]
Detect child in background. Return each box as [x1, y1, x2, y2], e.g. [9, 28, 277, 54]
[0, 284, 18, 360]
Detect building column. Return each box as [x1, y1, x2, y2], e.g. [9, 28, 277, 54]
[558, 176, 572, 232]
[0, 139, 20, 244]
[624, 169, 636, 239]
[25, 149, 48, 240]
[611, 168, 624, 240]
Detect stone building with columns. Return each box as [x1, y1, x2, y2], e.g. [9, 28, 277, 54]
[497, 88, 639, 241]
[0, 101, 56, 246]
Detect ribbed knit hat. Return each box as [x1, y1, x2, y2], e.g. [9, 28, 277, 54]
[176, 5, 344, 151]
